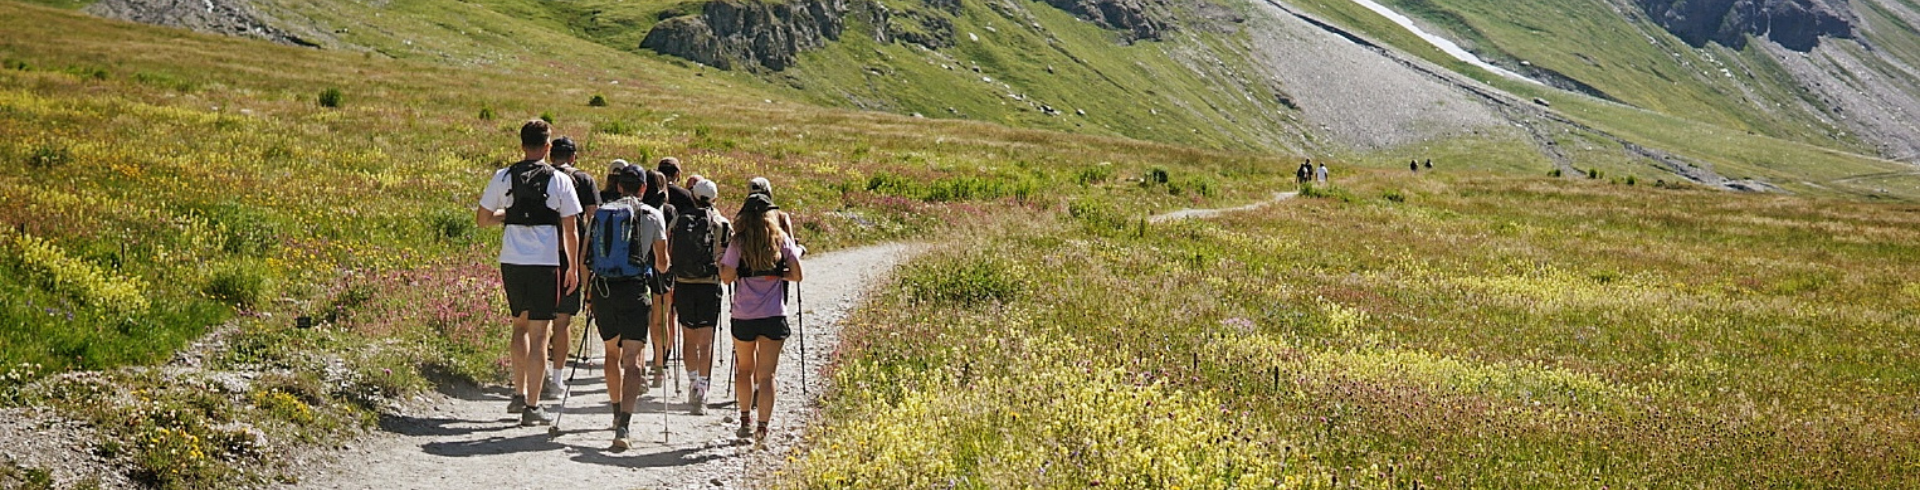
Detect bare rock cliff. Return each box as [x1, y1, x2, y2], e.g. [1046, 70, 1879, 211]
[640, 0, 847, 71]
[1637, 0, 1856, 51]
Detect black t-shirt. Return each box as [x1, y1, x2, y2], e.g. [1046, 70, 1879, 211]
[599, 189, 621, 206]
[557, 164, 601, 269]
[666, 184, 696, 216]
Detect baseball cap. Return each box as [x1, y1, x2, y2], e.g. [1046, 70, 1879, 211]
[748, 177, 772, 196]
[616, 165, 647, 186]
[551, 137, 577, 157]
[656, 157, 681, 177]
[740, 193, 775, 214]
[692, 178, 718, 200]
[607, 159, 630, 175]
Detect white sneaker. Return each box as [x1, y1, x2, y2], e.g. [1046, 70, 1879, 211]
[689, 379, 708, 415]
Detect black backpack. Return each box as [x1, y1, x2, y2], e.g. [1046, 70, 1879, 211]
[502, 160, 559, 227]
[670, 207, 729, 281]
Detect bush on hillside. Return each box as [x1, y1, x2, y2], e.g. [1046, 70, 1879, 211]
[588, 94, 608, 107]
[317, 88, 343, 108]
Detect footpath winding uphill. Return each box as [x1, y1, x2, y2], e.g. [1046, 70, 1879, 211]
[293, 243, 918, 490]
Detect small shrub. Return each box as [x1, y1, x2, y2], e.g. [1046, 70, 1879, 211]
[596, 120, 634, 135]
[203, 262, 272, 309]
[899, 253, 1027, 306]
[539, 111, 555, 124]
[3, 59, 29, 71]
[1299, 183, 1356, 202]
[478, 106, 495, 120]
[1588, 168, 1600, 179]
[1075, 164, 1115, 185]
[1625, 175, 1637, 186]
[1143, 167, 1170, 185]
[866, 172, 921, 196]
[317, 87, 343, 108]
[250, 390, 314, 424]
[426, 208, 474, 241]
[1067, 197, 1128, 233]
[588, 94, 608, 107]
[1549, 168, 1563, 177]
[27, 143, 70, 169]
[1382, 189, 1407, 203]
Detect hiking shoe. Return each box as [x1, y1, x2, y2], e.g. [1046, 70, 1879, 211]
[521, 405, 553, 426]
[754, 423, 769, 443]
[507, 395, 527, 414]
[736, 416, 754, 439]
[689, 379, 709, 415]
[610, 427, 630, 452]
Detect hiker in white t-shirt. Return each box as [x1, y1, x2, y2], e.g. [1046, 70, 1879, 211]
[475, 119, 585, 427]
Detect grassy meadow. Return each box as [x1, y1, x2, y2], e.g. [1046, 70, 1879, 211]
[793, 170, 1920, 488]
[0, 3, 1293, 486]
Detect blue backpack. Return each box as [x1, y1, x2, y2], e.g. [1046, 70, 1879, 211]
[589, 199, 651, 280]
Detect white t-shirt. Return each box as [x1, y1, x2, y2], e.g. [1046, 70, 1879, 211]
[479, 163, 584, 266]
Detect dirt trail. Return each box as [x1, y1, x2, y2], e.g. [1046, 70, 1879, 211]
[1150, 191, 1298, 223]
[292, 242, 919, 490]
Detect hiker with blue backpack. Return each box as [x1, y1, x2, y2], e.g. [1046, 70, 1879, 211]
[670, 176, 730, 415]
[475, 119, 584, 426]
[588, 165, 670, 451]
[723, 189, 803, 444]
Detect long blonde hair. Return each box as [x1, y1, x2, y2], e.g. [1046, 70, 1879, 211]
[735, 209, 786, 273]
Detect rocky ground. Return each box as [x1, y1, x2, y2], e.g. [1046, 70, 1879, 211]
[289, 243, 919, 490]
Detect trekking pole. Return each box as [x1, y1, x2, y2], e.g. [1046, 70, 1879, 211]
[549, 309, 595, 437]
[797, 281, 806, 398]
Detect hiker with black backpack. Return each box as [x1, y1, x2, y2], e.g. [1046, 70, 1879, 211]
[588, 165, 670, 452]
[475, 119, 585, 426]
[722, 192, 804, 444]
[670, 176, 730, 415]
[642, 169, 679, 390]
[544, 137, 601, 404]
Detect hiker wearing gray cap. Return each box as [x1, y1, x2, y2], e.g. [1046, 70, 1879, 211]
[722, 192, 803, 444]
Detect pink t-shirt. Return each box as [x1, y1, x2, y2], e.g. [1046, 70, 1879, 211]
[722, 237, 801, 320]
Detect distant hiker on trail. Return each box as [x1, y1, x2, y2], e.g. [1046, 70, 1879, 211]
[476, 119, 584, 427]
[545, 136, 601, 403]
[644, 169, 679, 389]
[1424, 159, 1433, 170]
[1296, 159, 1312, 188]
[670, 176, 730, 415]
[1316, 163, 1328, 184]
[722, 193, 804, 444]
[589, 165, 670, 451]
[1410, 160, 1419, 173]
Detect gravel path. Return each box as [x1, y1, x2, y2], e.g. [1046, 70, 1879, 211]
[292, 242, 920, 490]
[1150, 191, 1298, 223]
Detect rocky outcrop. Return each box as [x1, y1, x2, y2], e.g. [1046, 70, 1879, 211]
[1637, 0, 1856, 51]
[85, 0, 324, 47]
[640, 0, 846, 71]
[1040, 0, 1163, 42]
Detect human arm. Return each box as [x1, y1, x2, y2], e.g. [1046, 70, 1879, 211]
[780, 238, 803, 283]
[719, 242, 739, 285]
[475, 206, 505, 228]
[560, 214, 580, 294]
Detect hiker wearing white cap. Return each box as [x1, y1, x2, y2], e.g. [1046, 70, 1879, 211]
[669, 176, 730, 414]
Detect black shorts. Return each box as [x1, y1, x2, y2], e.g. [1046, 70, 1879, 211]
[591, 280, 651, 343]
[730, 316, 790, 342]
[674, 282, 723, 329]
[557, 282, 583, 316]
[500, 264, 560, 321]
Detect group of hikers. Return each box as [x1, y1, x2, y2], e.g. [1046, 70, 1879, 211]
[475, 119, 803, 451]
[1296, 159, 1328, 187]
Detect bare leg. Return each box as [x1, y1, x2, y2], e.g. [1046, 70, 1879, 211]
[603, 339, 623, 405]
[508, 312, 531, 397]
[519, 320, 553, 401]
[618, 338, 648, 412]
[649, 294, 672, 383]
[684, 326, 715, 380]
[752, 338, 784, 424]
[733, 338, 756, 419]
[549, 313, 572, 370]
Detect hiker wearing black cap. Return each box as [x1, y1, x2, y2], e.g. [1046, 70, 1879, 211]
[544, 136, 601, 402]
[642, 169, 678, 389]
[476, 119, 585, 426]
[745, 177, 796, 241]
[590, 165, 670, 451]
[656, 157, 696, 386]
[722, 192, 804, 444]
[671, 176, 729, 414]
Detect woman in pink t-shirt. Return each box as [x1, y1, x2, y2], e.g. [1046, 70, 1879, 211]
[720, 192, 803, 443]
